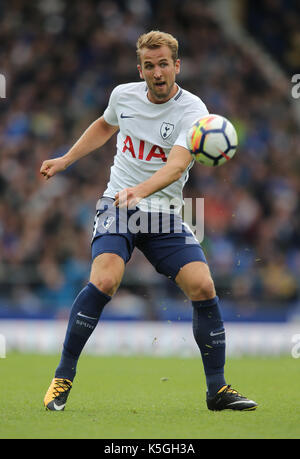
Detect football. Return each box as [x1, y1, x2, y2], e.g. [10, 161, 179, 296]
[187, 114, 238, 166]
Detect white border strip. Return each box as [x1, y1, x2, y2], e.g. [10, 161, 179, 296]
[0, 320, 299, 357]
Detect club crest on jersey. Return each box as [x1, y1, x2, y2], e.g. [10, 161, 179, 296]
[160, 122, 174, 140]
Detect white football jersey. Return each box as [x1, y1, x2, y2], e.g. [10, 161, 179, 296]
[103, 81, 208, 213]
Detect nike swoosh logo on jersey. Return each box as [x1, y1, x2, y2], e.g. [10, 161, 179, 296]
[120, 113, 135, 118]
[209, 329, 225, 337]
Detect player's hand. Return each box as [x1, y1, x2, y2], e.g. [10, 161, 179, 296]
[114, 188, 143, 209]
[40, 157, 68, 180]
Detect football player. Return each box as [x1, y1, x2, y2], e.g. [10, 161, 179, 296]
[42, 31, 257, 412]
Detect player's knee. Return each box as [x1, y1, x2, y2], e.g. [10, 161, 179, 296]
[90, 253, 124, 297]
[91, 276, 119, 297]
[187, 277, 216, 301]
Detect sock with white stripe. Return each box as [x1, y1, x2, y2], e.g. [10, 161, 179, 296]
[55, 282, 111, 381]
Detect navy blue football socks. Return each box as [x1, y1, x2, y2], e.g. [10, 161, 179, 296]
[55, 283, 226, 396]
[55, 282, 111, 381]
[192, 296, 226, 396]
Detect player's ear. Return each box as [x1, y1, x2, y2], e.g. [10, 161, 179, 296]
[175, 59, 181, 75]
[137, 64, 144, 80]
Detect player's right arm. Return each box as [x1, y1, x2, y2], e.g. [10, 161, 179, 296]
[40, 116, 119, 180]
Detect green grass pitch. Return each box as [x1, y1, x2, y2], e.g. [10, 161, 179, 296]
[0, 353, 299, 439]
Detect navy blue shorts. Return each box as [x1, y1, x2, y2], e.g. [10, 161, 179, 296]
[91, 197, 207, 281]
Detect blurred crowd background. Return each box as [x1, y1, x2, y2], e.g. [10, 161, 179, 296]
[0, 0, 300, 322]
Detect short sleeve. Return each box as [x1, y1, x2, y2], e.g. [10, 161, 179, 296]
[103, 86, 120, 126]
[174, 99, 209, 150]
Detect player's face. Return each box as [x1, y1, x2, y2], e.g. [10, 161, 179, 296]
[137, 45, 180, 104]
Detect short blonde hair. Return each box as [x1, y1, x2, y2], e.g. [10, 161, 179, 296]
[136, 30, 179, 63]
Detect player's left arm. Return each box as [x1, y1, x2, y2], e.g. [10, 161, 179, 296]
[114, 145, 192, 208]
